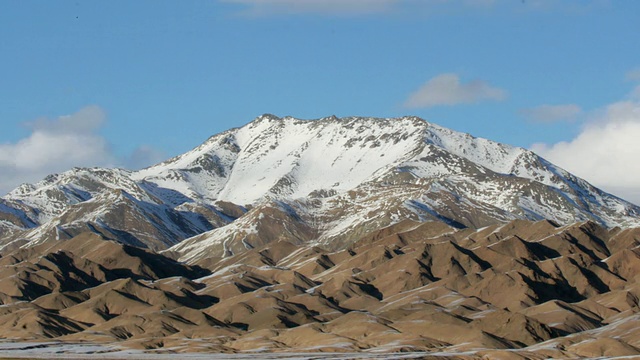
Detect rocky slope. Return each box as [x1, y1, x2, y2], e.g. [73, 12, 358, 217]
[1, 115, 639, 260]
[1, 221, 640, 358]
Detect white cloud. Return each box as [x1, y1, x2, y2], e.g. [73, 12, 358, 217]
[0, 106, 163, 195]
[626, 68, 640, 82]
[126, 145, 166, 171]
[531, 86, 640, 205]
[22, 106, 107, 135]
[223, 0, 400, 16]
[0, 106, 115, 182]
[464, 0, 496, 7]
[520, 104, 582, 123]
[222, 0, 610, 16]
[403, 73, 507, 108]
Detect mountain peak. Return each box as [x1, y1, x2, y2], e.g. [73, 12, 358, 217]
[255, 113, 282, 122]
[129, 115, 639, 227]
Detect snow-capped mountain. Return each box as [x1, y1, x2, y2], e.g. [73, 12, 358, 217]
[1, 115, 638, 260]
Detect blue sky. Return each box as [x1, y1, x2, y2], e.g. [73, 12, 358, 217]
[2, 0, 640, 203]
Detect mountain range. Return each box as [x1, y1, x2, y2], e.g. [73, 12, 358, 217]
[1, 115, 640, 358]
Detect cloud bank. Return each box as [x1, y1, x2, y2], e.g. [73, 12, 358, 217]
[532, 85, 640, 205]
[404, 73, 507, 108]
[0, 106, 163, 195]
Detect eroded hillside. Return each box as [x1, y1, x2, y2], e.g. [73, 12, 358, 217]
[1, 220, 640, 358]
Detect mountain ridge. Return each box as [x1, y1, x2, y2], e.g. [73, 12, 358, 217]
[1, 114, 638, 257]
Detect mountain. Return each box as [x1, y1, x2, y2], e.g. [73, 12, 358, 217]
[2, 114, 640, 358]
[1, 114, 639, 260]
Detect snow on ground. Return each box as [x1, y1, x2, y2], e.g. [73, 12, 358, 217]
[0, 341, 469, 359]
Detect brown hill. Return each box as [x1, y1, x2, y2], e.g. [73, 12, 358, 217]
[2, 220, 640, 357]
